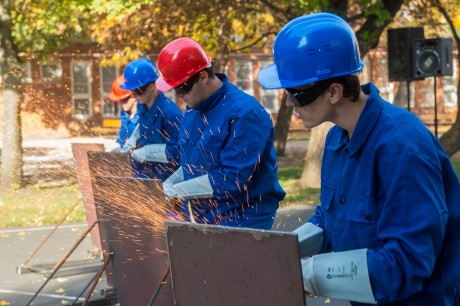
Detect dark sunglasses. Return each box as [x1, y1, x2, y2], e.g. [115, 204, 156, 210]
[285, 83, 329, 107]
[174, 72, 201, 94]
[131, 84, 150, 96]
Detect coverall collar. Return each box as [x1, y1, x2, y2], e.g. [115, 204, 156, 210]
[326, 82, 382, 156]
[192, 73, 228, 113]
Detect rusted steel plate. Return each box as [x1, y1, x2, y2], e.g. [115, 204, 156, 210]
[87, 151, 133, 178]
[71, 143, 104, 248]
[94, 176, 175, 306]
[165, 221, 306, 306]
[87, 151, 133, 288]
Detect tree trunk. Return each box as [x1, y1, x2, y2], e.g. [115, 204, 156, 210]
[1, 0, 24, 191]
[439, 119, 460, 157]
[274, 92, 292, 156]
[433, 0, 460, 157]
[297, 122, 333, 189]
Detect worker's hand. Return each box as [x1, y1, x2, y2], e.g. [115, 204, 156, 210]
[131, 147, 148, 163]
[120, 124, 140, 153]
[300, 249, 377, 304]
[105, 142, 121, 153]
[294, 222, 323, 258]
[163, 182, 178, 199]
[301, 257, 317, 296]
[131, 144, 168, 163]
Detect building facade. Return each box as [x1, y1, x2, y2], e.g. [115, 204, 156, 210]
[19, 44, 458, 136]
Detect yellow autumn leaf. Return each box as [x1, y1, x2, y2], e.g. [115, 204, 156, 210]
[0, 300, 11, 305]
[56, 287, 66, 294]
[18, 231, 26, 237]
[0, 233, 10, 238]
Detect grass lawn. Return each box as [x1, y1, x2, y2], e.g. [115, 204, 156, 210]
[0, 153, 459, 229]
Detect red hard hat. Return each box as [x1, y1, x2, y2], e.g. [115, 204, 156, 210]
[156, 37, 212, 92]
[108, 75, 132, 102]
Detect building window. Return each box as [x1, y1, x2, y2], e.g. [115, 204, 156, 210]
[22, 61, 33, 83]
[72, 61, 92, 119]
[100, 65, 120, 118]
[235, 61, 254, 95]
[259, 61, 279, 114]
[41, 61, 62, 83]
[442, 60, 457, 107]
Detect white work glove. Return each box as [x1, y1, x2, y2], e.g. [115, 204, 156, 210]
[301, 248, 376, 304]
[163, 167, 185, 186]
[162, 174, 213, 200]
[120, 124, 140, 153]
[105, 142, 121, 153]
[294, 222, 323, 258]
[131, 144, 168, 163]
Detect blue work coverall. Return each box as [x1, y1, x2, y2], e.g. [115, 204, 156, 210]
[116, 109, 139, 147]
[310, 82, 460, 305]
[179, 73, 286, 229]
[133, 93, 182, 181]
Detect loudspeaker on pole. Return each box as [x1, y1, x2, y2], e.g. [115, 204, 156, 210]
[387, 27, 425, 81]
[412, 38, 453, 79]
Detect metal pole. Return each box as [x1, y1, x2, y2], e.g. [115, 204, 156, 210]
[148, 266, 171, 306]
[81, 252, 113, 306]
[406, 80, 411, 112]
[20, 199, 82, 268]
[26, 221, 99, 306]
[434, 77, 438, 138]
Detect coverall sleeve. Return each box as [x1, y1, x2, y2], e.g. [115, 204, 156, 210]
[163, 111, 182, 164]
[208, 109, 272, 199]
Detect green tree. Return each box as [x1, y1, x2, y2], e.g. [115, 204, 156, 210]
[1, 0, 92, 191]
[1, 0, 23, 191]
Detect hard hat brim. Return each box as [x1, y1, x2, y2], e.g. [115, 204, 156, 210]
[155, 76, 174, 92]
[108, 91, 131, 102]
[258, 64, 282, 89]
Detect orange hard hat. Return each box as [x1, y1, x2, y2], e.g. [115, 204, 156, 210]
[156, 37, 212, 92]
[108, 75, 132, 102]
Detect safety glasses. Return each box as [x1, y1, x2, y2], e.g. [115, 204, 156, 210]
[174, 72, 201, 94]
[285, 83, 329, 107]
[131, 84, 150, 96]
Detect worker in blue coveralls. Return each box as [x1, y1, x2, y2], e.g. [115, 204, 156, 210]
[120, 58, 182, 181]
[105, 74, 139, 153]
[157, 37, 285, 230]
[258, 12, 460, 306]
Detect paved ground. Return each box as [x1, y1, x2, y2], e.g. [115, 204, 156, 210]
[0, 137, 351, 305]
[0, 205, 350, 306]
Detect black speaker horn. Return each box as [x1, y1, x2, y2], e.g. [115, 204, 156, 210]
[387, 27, 425, 81]
[412, 38, 453, 79]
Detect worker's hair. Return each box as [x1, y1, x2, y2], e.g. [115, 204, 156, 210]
[319, 75, 361, 102]
[201, 67, 216, 79]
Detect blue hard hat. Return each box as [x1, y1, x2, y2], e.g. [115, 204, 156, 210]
[120, 58, 160, 90]
[258, 12, 365, 89]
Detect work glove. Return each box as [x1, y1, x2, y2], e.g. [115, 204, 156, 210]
[163, 167, 185, 186]
[120, 124, 140, 153]
[163, 183, 178, 199]
[105, 142, 121, 153]
[301, 249, 376, 304]
[162, 174, 213, 200]
[131, 144, 168, 163]
[294, 222, 323, 258]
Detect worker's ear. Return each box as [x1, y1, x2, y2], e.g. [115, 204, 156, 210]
[328, 83, 344, 105]
[200, 70, 209, 83]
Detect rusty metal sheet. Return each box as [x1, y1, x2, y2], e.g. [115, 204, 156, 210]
[71, 143, 104, 248]
[94, 175, 175, 306]
[87, 151, 133, 178]
[165, 221, 306, 306]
